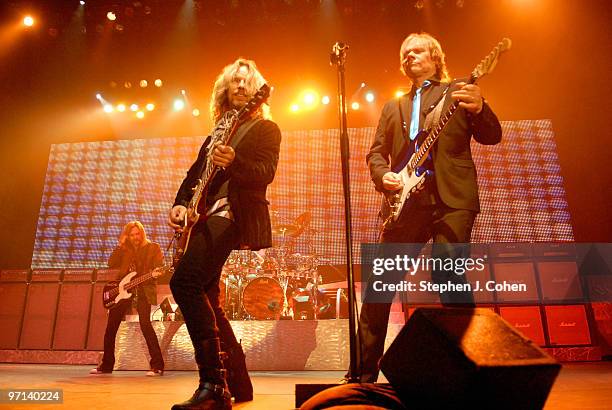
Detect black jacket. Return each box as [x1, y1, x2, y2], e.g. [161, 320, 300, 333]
[108, 241, 163, 305]
[367, 79, 502, 212]
[174, 119, 281, 250]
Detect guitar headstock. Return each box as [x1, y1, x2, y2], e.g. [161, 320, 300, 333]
[470, 38, 512, 83]
[152, 265, 174, 278]
[237, 84, 271, 121]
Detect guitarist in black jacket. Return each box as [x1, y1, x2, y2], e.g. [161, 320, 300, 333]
[168, 59, 281, 410]
[356, 33, 502, 383]
[90, 220, 165, 376]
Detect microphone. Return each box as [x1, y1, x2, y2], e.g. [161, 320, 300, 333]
[330, 42, 349, 66]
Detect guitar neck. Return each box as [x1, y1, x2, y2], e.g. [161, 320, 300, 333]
[410, 76, 477, 169]
[124, 271, 155, 291]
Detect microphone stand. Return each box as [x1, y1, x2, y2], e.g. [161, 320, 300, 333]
[295, 42, 360, 407]
[330, 42, 359, 383]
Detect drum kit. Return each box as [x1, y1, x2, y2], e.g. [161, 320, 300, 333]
[219, 211, 330, 320]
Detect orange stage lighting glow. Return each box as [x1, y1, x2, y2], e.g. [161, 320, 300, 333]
[290, 104, 300, 112]
[351, 102, 360, 110]
[23, 16, 35, 27]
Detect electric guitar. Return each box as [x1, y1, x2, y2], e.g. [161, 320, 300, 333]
[102, 266, 172, 309]
[381, 38, 512, 229]
[173, 84, 271, 263]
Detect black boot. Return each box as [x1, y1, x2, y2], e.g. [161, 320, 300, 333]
[172, 338, 231, 410]
[225, 343, 253, 403]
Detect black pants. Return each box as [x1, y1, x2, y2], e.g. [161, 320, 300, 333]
[100, 289, 164, 371]
[356, 203, 476, 383]
[170, 216, 241, 365]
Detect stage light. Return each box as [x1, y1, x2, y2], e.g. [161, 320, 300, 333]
[140, 80, 148, 88]
[124, 81, 132, 89]
[365, 92, 375, 103]
[181, 89, 186, 96]
[303, 91, 318, 107]
[321, 96, 331, 105]
[130, 104, 139, 112]
[351, 102, 360, 110]
[95, 93, 102, 100]
[395, 90, 406, 98]
[136, 111, 145, 119]
[192, 108, 200, 117]
[360, 82, 366, 88]
[116, 104, 126, 112]
[23, 16, 34, 27]
[290, 104, 300, 112]
[173, 99, 185, 111]
[145, 103, 155, 111]
[80, 1, 85, 5]
[107, 12, 116, 21]
[103, 104, 113, 113]
[154, 79, 163, 87]
[414, 0, 425, 10]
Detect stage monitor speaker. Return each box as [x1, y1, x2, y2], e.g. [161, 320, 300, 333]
[380, 308, 561, 410]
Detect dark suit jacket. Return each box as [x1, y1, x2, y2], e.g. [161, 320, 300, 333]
[367, 79, 502, 212]
[174, 118, 281, 251]
[108, 241, 163, 305]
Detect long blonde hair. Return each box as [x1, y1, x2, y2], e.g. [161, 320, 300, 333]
[120, 220, 150, 246]
[209, 58, 271, 123]
[400, 32, 451, 83]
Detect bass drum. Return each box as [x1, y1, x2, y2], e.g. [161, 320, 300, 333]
[242, 277, 284, 320]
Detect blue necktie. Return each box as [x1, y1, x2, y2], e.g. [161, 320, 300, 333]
[409, 80, 430, 141]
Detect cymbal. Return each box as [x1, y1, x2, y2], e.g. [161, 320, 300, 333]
[271, 224, 300, 237]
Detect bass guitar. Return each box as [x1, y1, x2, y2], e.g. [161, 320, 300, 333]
[102, 266, 172, 309]
[381, 38, 512, 229]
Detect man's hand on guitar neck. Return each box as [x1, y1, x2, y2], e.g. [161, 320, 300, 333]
[212, 144, 236, 168]
[451, 82, 484, 114]
[168, 205, 187, 231]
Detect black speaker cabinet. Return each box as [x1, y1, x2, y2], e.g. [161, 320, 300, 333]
[380, 308, 561, 410]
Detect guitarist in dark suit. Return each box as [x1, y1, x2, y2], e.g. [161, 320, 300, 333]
[356, 32, 502, 383]
[90, 220, 165, 376]
[168, 59, 281, 410]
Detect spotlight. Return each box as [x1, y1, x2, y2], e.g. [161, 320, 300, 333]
[351, 102, 360, 110]
[395, 90, 406, 98]
[23, 16, 34, 27]
[124, 81, 132, 89]
[140, 80, 148, 88]
[181, 89, 186, 96]
[145, 103, 155, 111]
[95, 93, 102, 100]
[321, 96, 331, 105]
[154, 79, 163, 87]
[173, 99, 185, 111]
[116, 104, 126, 112]
[192, 108, 200, 117]
[302, 91, 318, 107]
[360, 82, 366, 88]
[130, 104, 139, 112]
[136, 111, 145, 119]
[107, 12, 117, 21]
[80, 1, 85, 5]
[290, 104, 300, 112]
[365, 92, 375, 103]
[103, 104, 113, 113]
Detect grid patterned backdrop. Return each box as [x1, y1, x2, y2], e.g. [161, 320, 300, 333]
[31, 119, 574, 269]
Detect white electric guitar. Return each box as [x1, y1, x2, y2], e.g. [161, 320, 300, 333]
[380, 38, 512, 229]
[102, 266, 172, 309]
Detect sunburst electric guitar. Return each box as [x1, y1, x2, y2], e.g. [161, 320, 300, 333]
[173, 84, 271, 263]
[380, 38, 512, 229]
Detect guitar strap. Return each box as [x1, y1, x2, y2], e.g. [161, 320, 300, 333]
[230, 117, 263, 149]
[423, 84, 450, 131]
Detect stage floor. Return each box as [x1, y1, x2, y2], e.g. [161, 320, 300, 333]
[1, 362, 611, 409]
